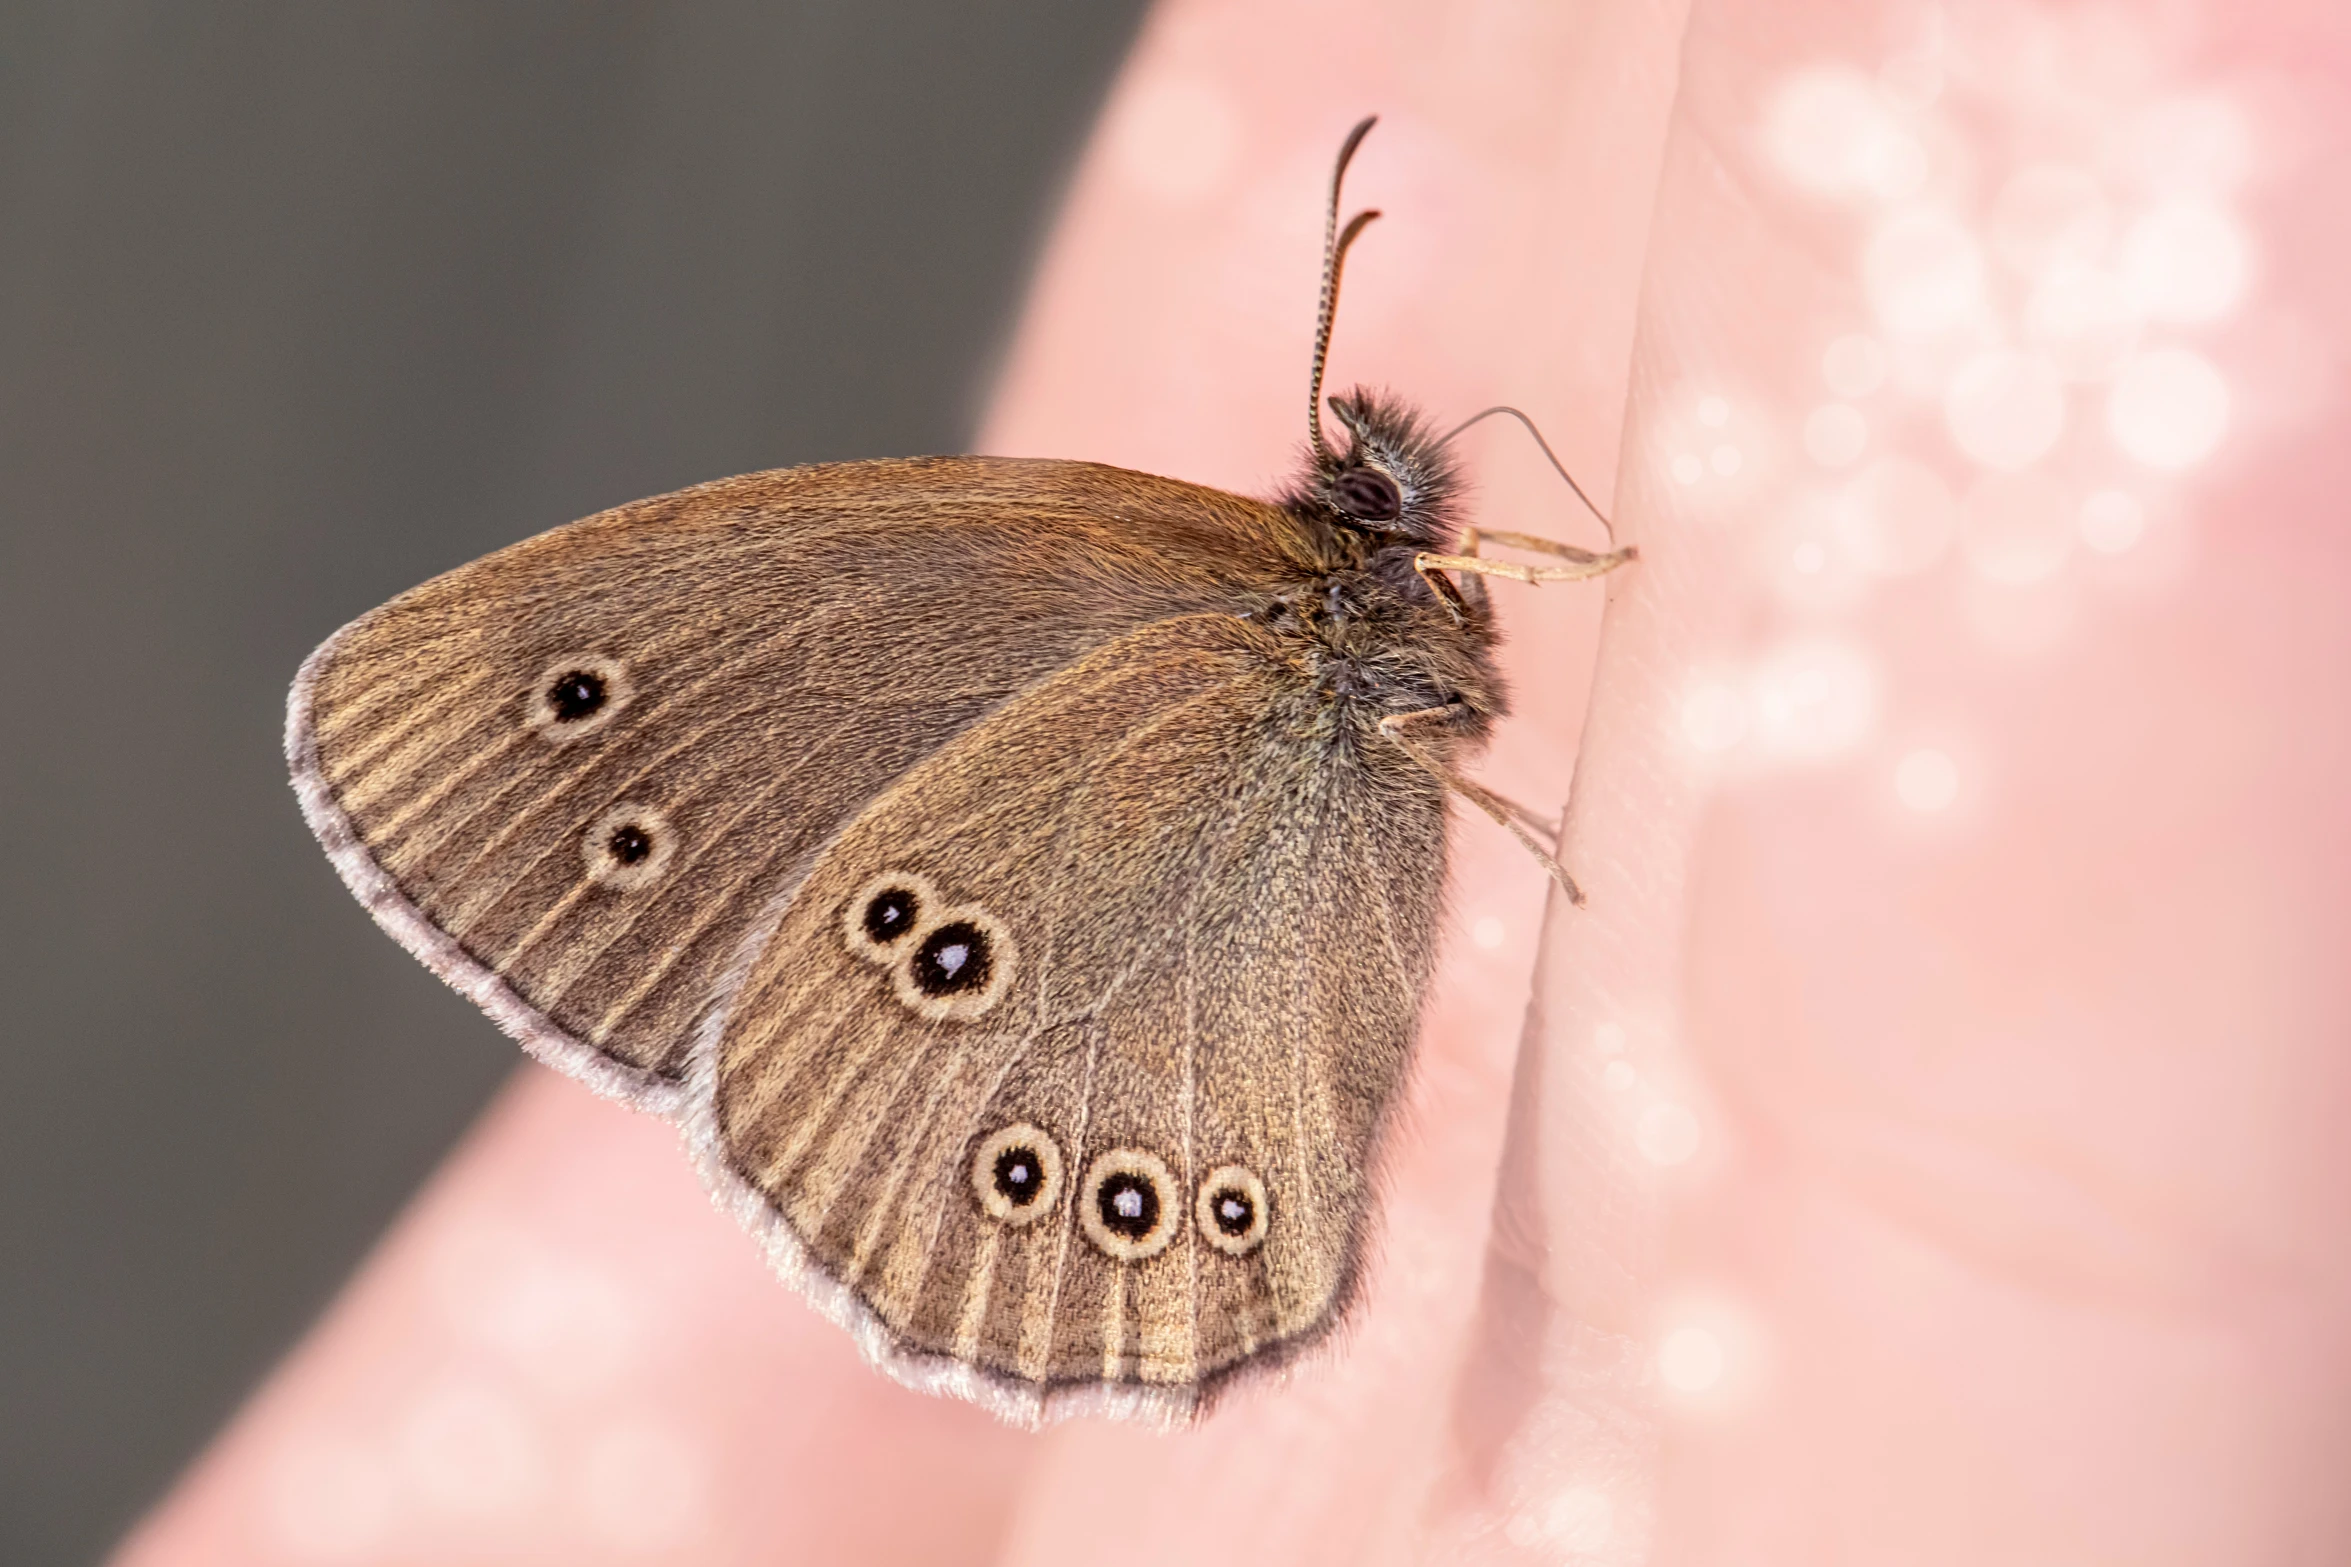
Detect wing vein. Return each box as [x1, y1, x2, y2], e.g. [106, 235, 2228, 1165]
[1031, 1017, 1102, 1383]
[900, 935, 1062, 1327]
[1290, 757, 1337, 1329]
[324, 664, 504, 797]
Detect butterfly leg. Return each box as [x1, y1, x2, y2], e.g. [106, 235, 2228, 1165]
[1460, 525, 1629, 563]
[1412, 556, 1473, 621]
[1485, 790, 1563, 845]
[1414, 538, 1638, 587]
[1378, 703, 1585, 906]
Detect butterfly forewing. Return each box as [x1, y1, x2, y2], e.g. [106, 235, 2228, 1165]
[291, 458, 1309, 1104]
[700, 613, 1445, 1423]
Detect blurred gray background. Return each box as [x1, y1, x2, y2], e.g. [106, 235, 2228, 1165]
[0, 3, 1146, 1558]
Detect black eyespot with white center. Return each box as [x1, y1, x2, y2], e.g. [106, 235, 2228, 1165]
[1100, 1172, 1158, 1238]
[912, 921, 990, 997]
[1196, 1164, 1270, 1256]
[972, 1123, 1061, 1224]
[582, 803, 673, 891]
[842, 872, 940, 967]
[527, 654, 630, 742]
[1079, 1149, 1178, 1261]
[996, 1148, 1044, 1206]
[1332, 465, 1402, 523]
[862, 885, 919, 946]
[548, 669, 606, 721]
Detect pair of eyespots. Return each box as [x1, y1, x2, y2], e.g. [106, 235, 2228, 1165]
[530, 656, 676, 892]
[528, 655, 630, 743]
[968, 1126, 1270, 1261]
[842, 872, 1015, 1021]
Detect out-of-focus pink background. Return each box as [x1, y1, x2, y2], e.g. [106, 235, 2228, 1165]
[115, 1, 2351, 1563]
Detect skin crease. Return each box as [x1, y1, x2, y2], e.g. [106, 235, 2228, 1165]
[118, 0, 2351, 1563]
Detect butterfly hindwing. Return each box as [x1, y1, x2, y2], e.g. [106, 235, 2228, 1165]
[289, 458, 1311, 1106]
[698, 613, 1447, 1423]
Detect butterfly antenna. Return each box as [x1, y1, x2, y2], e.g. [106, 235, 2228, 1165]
[1308, 116, 1383, 465]
[1441, 404, 1618, 545]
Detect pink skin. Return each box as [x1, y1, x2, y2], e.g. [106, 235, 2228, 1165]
[119, 2, 2351, 1563]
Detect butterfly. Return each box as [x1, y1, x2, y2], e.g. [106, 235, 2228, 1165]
[286, 116, 1634, 1426]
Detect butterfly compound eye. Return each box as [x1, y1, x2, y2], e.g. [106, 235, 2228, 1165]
[527, 654, 631, 743]
[1079, 1149, 1178, 1261]
[1195, 1164, 1270, 1256]
[582, 802, 674, 891]
[1332, 465, 1402, 523]
[972, 1123, 1063, 1224]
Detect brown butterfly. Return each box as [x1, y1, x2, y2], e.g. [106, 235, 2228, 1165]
[286, 116, 1634, 1426]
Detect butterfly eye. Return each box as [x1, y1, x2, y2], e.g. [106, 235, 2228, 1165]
[1332, 465, 1402, 523]
[1079, 1149, 1178, 1261]
[527, 655, 631, 743]
[582, 802, 674, 891]
[972, 1122, 1063, 1224]
[1195, 1164, 1270, 1256]
[887, 902, 1015, 1020]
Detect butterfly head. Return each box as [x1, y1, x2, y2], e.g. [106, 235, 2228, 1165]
[1299, 387, 1463, 550]
[1292, 120, 1464, 554]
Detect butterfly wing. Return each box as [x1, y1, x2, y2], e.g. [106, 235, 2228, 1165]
[694, 612, 1446, 1424]
[288, 458, 1313, 1109]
